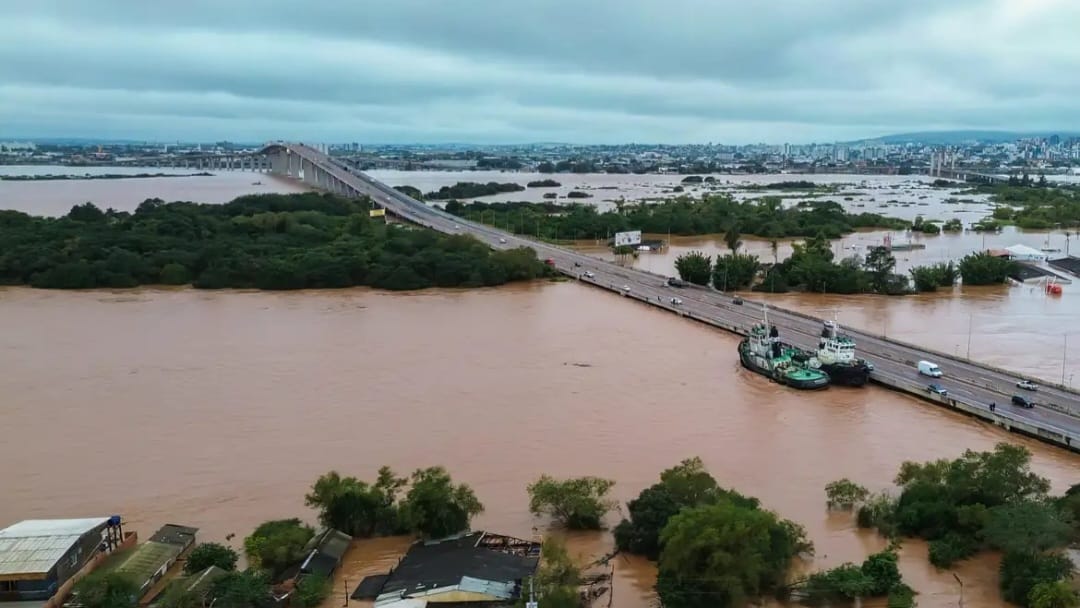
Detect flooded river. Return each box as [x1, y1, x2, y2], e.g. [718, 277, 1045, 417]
[2, 284, 1079, 608]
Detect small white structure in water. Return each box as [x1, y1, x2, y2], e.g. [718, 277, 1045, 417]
[1004, 244, 1048, 262]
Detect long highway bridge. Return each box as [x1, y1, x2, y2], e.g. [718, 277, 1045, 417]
[259, 142, 1080, 453]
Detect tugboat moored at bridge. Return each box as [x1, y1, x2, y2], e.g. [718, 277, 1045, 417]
[738, 310, 830, 390]
[813, 320, 872, 387]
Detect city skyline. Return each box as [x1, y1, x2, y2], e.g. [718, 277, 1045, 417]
[3, 0, 1079, 144]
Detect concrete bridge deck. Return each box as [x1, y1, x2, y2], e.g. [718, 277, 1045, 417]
[261, 142, 1080, 454]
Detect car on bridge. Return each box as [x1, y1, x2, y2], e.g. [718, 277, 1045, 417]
[1011, 395, 1035, 408]
[583, 271, 595, 278]
[926, 383, 948, 396]
[1016, 380, 1038, 391]
[499, 238, 507, 244]
[732, 296, 744, 305]
[670, 297, 683, 306]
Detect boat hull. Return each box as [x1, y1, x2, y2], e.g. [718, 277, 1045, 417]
[739, 341, 830, 390]
[820, 363, 871, 387]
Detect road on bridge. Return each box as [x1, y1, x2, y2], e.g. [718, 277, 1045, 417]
[282, 143, 1080, 447]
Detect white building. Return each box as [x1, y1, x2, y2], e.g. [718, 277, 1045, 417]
[1004, 244, 1048, 262]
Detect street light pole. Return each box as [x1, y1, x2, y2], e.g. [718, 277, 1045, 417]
[1063, 334, 1069, 386]
[966, 313, 973, 359]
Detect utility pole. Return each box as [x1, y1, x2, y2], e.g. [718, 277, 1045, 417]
[526, 577, 538, 608]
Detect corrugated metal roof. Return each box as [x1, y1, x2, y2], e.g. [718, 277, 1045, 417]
[457, 575, 515, 599]
[0, 518, 110, 578]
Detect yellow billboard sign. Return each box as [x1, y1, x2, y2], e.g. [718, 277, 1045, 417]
[369, 208, 386, 218]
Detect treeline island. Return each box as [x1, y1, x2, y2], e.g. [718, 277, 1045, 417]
[420, 178, 1080, 238]
[1, 172, 213, 181]
[0, 193, 553, 290]
[71, 445, 1080, 608]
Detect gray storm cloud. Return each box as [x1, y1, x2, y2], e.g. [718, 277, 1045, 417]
[1, 0, 1077, 143]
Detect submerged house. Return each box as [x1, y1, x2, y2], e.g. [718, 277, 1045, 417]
[358, 532, 541, 608]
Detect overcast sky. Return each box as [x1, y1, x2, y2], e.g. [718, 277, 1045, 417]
[2, 0, 1078, 144]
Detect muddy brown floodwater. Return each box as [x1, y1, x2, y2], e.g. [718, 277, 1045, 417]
[2, 283, 1079, 608]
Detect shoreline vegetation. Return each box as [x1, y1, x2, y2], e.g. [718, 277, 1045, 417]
[0, 193, 552, 290]
[675, 242, 1010, 296]
[825, 443, 1080, 608]
[978, 182, 1080, 230]
[0, 172, 214, 181]
[444, 195, 911, 241]
[66, 451, 1074, 608]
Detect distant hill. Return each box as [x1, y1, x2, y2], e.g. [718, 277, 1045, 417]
[855, 130, 1080, 145]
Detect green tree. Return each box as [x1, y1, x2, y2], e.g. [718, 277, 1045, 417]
[1029, 580, 1080, 608]
[864, 246, 897, 293]
[943, 218, 963, 231]
[825, 479, 870, 510]
[159, 263, 192, 285]
[614, 457, 758, 559]
[959, 252, 1015, 285]
[802, 563, 875, 603]
[209, 569, 273, 608]
[527, 475, 616, 530]
[910, 265, 941, 292]
[304, 468, 405, 537]
[656, 501, 812, 608]
[184, 542, 239, 574]
[68, 202, 107, 222]
[845, 443, 1064, 575]
[293, 575, 332, 608]
[242, 519, 314, 577]
[673, 251, 713, 286]
[1000, 551, 1075, 606]
[801, 549, 905, 604]
[983, 502, 1072, 554]
[724, 226, 743, 252]
[72, 571, 140, 608]
[518, 538, 581, 608]
[712, 253, 760, 291]
[398, 467, 484, 539]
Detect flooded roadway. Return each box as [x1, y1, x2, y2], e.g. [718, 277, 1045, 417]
[2, 283, 1078, 607]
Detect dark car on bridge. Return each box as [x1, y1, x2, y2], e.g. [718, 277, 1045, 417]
[926, 383, 947, 396]
[1011, 395, 1034, 408]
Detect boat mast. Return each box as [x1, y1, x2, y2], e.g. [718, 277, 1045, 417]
[763, 303, 774, 371]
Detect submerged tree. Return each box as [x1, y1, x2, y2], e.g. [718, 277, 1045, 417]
[673, 251, 713, 286]
[527, 475, 616, 530]
[398, 466, 484, 539]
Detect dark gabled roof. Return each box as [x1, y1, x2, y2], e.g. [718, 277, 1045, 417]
[379, 532, 540, 599]
[299, 529, 352, 578]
